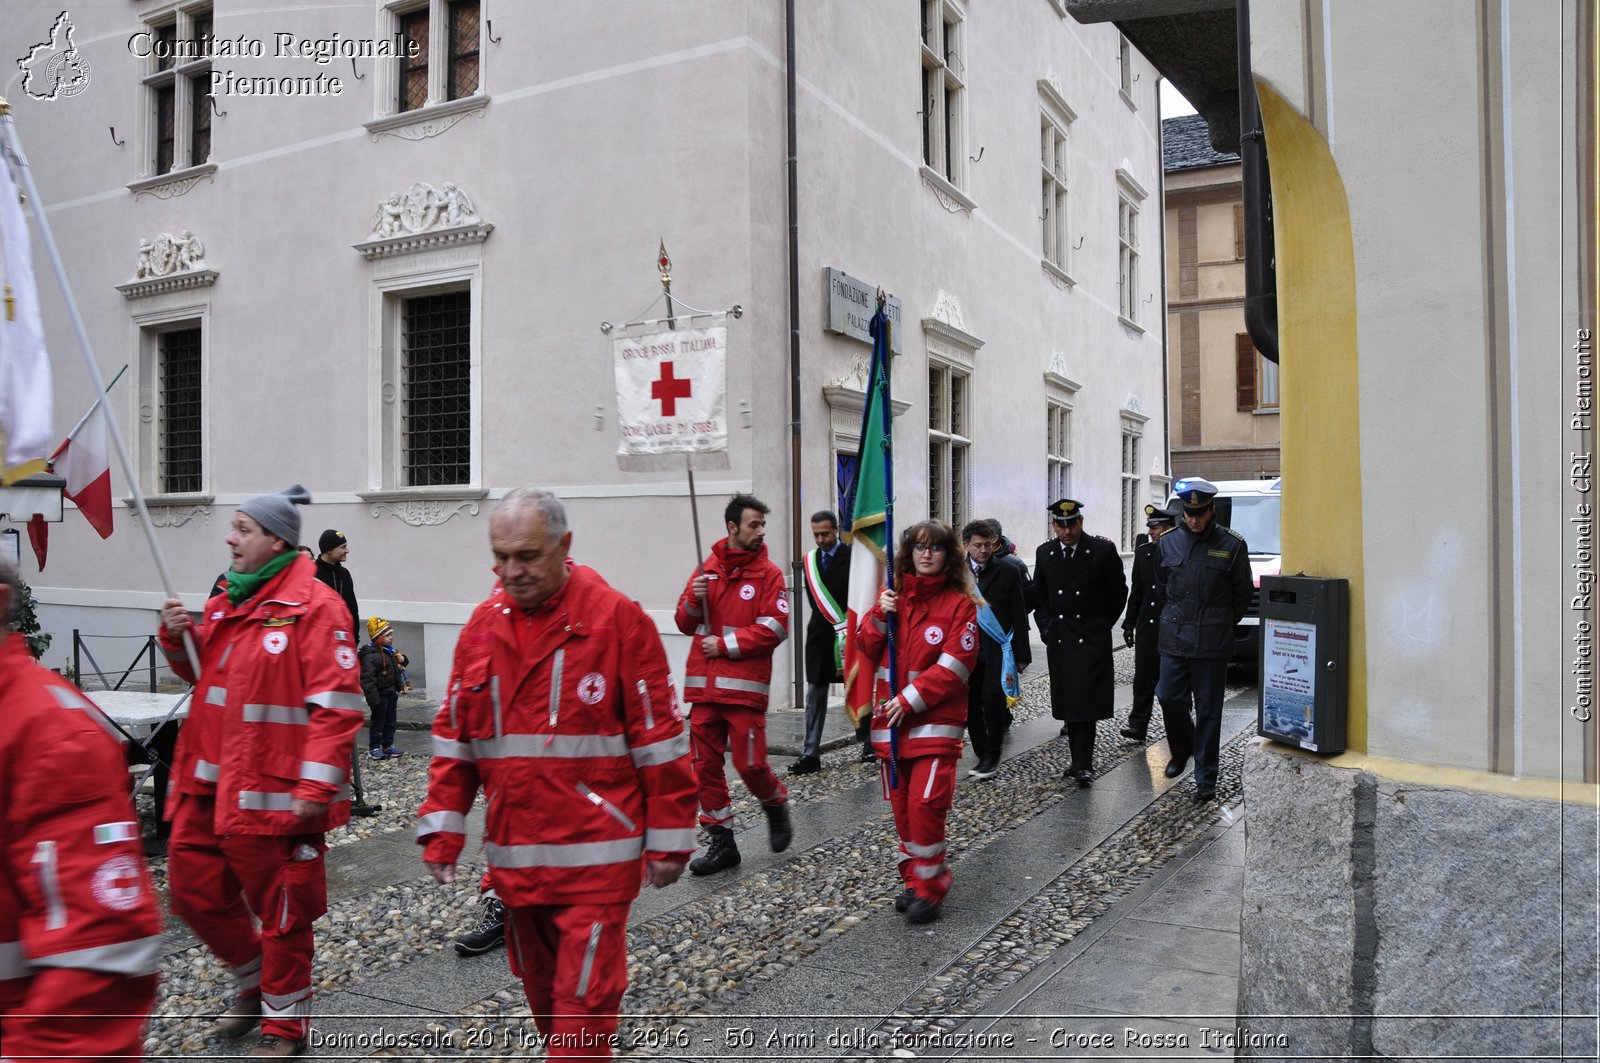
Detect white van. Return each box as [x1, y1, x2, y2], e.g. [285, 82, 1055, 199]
[1166, 477, 1282, 662]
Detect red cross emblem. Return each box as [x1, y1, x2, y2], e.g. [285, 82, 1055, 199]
[651, 361, 693, 417]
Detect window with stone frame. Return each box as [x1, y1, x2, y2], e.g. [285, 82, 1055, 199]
[139, 5, 213, 176]
[928, 360, 971, 529]
[920, 0, 968, 189]
[395, 289, 472, 487]
[1118, 191, 1141, 324]
[392, 0, 481, 113]
[1047, 400, 1072, 501]
[1041, 109, 1071, 272]
[131, 318, 207, 497]
[1120, 417, 1145, 551]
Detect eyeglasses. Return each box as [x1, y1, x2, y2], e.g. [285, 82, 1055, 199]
[910, 543, 947, 554]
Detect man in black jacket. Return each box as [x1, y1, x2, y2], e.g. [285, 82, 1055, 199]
[962, 519, 1032, 779]
[1155, 480, 1253, 802]
[1031, 500, 1128, 788]
[313, 529, 379, 816]
[792, 511, 862, 772]
[1120, 505, 1177, 742]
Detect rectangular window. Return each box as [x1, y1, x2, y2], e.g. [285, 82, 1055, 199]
[1041, 113, 1070, 270]
[393, 0, 481, 113]
[920, 0, 966, 188]
[928, 361, 971, 529]
[140, 6, 212, 176]
[1120, 429, 1141, 551]
[1047, 400, 1072, 500]
[1236, 332, 1279, 410]
[448, 0, 481, 100]
[400, 290, 472, 487]
[1118, 34, 1133, 99]
[158, 328, 203, 494]
[1259, 353, 1279, 407]
[1118, 193, 1140, 323]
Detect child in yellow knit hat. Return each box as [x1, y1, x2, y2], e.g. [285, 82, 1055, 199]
[359, 617, 404, 759]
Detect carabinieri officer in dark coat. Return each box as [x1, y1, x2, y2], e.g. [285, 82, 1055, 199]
[1155, 479, 1253, 802]
[1031, 499, 1129, 787]
[1120, 504, 1178, 742]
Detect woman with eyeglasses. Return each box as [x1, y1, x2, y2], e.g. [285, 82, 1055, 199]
[855, 519, 982, 924]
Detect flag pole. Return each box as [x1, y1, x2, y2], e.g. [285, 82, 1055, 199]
[0, 102, 201, 677]
[873, 291, 901, 784]
[56, 363, 127, 452]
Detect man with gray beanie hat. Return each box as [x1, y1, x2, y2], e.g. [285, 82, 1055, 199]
[158, 484, 366, 1056]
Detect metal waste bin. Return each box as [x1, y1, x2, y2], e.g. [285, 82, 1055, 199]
[1257, 575, 1348, 754]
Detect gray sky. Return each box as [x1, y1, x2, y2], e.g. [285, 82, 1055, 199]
[1160, 80, 1198, 117]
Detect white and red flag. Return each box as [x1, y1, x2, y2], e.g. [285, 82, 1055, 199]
[613, 323, 728, 470]
[54, 400, 112, 538]
[0, 131, 52, 483]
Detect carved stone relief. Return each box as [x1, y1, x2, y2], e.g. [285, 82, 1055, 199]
[132, 505, 209, 528]
[930, 290, 966, 331]
[369, 182, 481, 238]
[369, 499, 479, 526]
[136, 231, 206, 279]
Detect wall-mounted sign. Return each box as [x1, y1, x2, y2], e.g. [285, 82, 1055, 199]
[824, 267, 902, 354]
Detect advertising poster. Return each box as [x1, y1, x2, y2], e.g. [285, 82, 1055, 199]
[1261, 617, 1317, 749]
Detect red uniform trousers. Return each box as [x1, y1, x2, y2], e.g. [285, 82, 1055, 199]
[0, 969, 159, 1062]
[689, 703, 787, 829]
[167, 793, 328, 1041]
[883, 754, 956, 904]
[504, 902, 630, 1060]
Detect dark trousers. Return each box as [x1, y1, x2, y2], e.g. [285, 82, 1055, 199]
[1063, 721, 1098, 772]
[802, 681, 830, 758]
[965, 658, 1007, 763]
[1157, 655, 1228, 788]
[369, 690, 399, 751]
[1127, 627, 1160, 733]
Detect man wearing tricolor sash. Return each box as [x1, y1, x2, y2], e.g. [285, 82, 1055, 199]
[790, 511, 858, 774]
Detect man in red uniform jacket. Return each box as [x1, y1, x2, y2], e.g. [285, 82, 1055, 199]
[419, 489, 697, 1060]
[159, 484, 366, 1056]
[673, 493, 794, 876]
[1, 556, 163, 1061]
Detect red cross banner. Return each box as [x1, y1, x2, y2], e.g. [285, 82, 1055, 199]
[613, 323, 728, 467]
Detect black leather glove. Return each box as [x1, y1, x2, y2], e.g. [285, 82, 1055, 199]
[1122, 628, 1134, 648]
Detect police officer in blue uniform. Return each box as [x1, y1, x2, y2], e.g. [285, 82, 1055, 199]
[1155, 479, 1254, 801]
[1120, 504, 1177, 742]
[1031, 499, 1128, 787]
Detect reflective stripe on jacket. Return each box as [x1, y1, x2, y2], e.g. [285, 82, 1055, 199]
[673, 538, 789, 709]
[159, 555, 365, 835]
[0, 635, 164, 1006]
[857, 575, 979, 759]
[418, 564, 698, 906]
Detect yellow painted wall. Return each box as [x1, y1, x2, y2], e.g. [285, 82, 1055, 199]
[1256, 78, 1368, 751]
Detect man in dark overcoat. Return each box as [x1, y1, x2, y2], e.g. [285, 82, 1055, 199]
[1120, 504, 1178, 742]
[1031, 499, 1129, 787]
[961, 519, 1033, 779]
[791, 511, 859, 773]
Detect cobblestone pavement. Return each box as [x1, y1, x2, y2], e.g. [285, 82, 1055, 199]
[139, 657, 1254, 1060]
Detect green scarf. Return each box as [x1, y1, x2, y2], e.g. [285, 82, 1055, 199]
[226, 550, 297, 605]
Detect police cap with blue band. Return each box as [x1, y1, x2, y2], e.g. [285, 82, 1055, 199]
[1172, 478, 1219, 512]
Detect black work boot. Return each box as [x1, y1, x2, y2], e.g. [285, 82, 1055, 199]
[689, 825, 741, 876]
[763, 801, 793, 853]
[453, 897, 506, 956]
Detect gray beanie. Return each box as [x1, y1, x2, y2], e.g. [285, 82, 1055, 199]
[238, 484, 311, 546]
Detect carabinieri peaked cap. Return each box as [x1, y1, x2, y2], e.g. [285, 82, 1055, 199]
[1144, 503, 1178, 527]
[1047, 498, 1084, 523]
